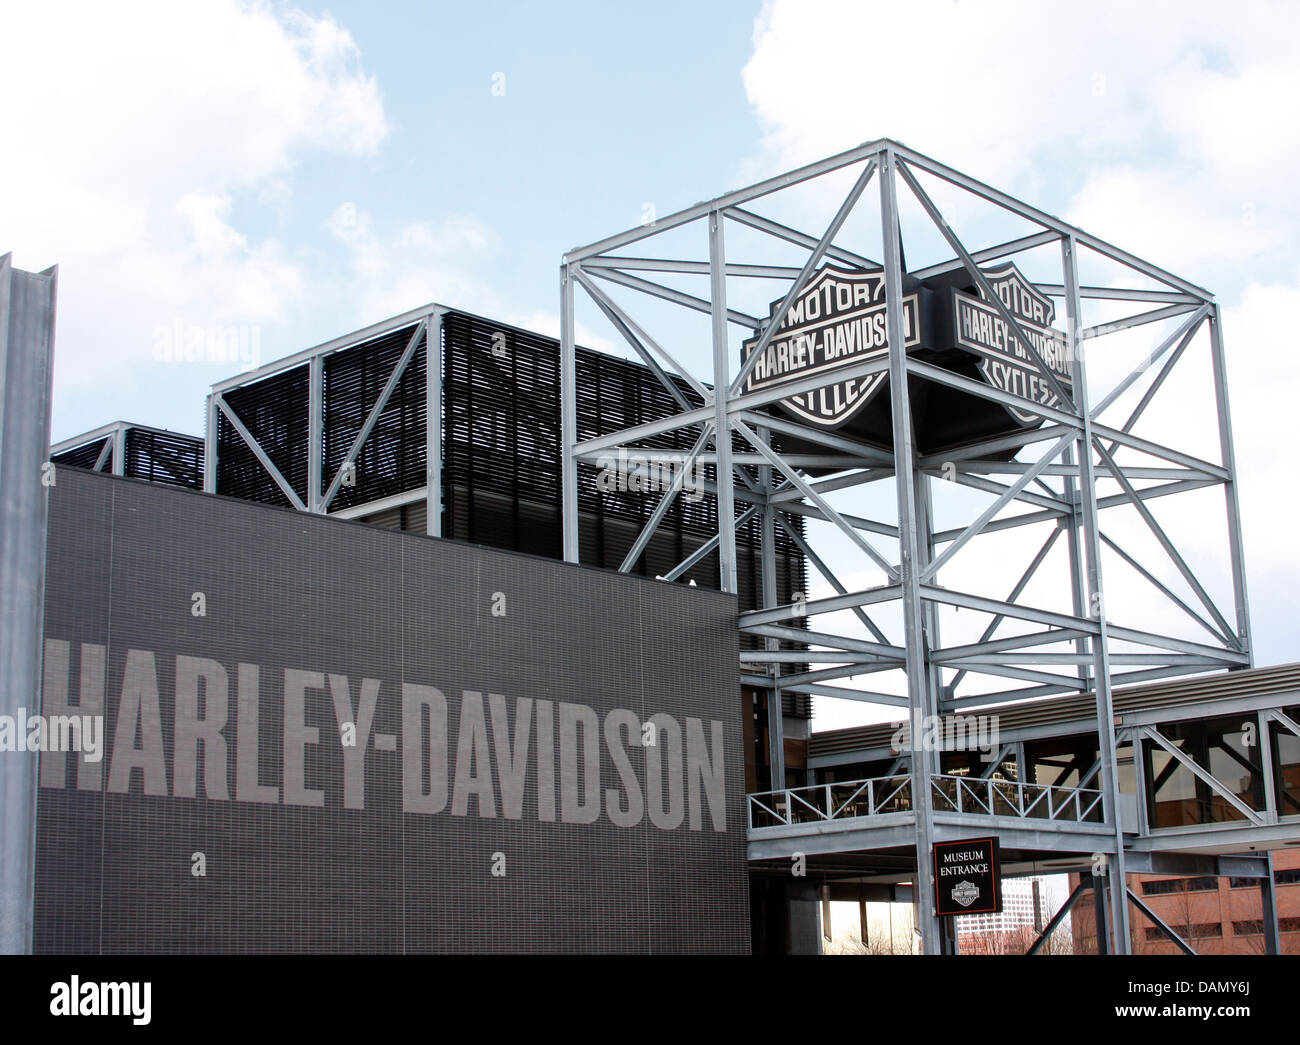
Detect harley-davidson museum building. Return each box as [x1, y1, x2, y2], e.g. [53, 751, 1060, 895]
[20, 142, 1289, 957]
[37, 307, 806, 954]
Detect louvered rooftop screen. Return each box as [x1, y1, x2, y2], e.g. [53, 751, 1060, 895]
[123, 427, 203, 488]
[50, 438, 109, 472]
[52, 427, 203, 489]
[214, 309, 809, 712]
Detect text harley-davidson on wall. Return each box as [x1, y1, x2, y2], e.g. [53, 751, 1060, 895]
[35, 639, 728, 832]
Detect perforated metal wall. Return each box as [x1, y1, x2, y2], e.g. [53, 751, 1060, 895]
[35, 469, 750, 954]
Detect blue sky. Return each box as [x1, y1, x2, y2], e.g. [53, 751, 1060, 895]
[4, 0, 1298, 695]
[230, 0, 767, 366]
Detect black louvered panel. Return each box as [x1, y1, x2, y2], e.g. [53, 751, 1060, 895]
[217, 364, 310, 507]
[575, 349, 718, 544]
[323, 325, 427, 511]
[123, 428, 203, 489]
[51, 438, 109, 471]
[442, 312, 563, 557]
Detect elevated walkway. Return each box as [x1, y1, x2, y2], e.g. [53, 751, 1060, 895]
[748, 663, 1300, 874]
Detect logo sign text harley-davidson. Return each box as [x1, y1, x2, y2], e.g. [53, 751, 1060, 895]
[952, 263, 1072, 424]
[743, 266, 919, 428]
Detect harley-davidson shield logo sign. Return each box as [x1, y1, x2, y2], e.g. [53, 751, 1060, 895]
[951, 263, 1073, 425]
[742, 266, 920, 429]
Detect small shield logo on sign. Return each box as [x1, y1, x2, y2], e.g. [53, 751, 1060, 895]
[952, 880, 980, 908]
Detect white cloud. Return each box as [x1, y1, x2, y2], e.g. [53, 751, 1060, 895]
[325, 202, 614, 353]
[326, 203, 503, 321]
[0, 0, 389, 398]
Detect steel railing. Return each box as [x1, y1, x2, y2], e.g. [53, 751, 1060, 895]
[930, 774, 1104, 823]
[747, 775, 913, 829]
[746, 774, 1105, 830]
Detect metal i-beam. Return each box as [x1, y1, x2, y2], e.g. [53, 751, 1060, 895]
[111, 424, 125, 476]
[213, 396, 306, 511]
[1090, 307, 1207, 420]
[573, 268, 708, 405]
[1101, 325, 1198, 456]
[565, 138, 889, 263]
[0, 256, 58, 955]
[778, 499, 900, 540]
[1027, 881, 1088, 954]
[923, 433, 1073, 579]
[724, 207, 881, 271]
[775, 514, 892, 645]
[203, 394, 218, 493]
[660, 505, 759, 582]
[739, 584, 900, 628]
[320, 318, 427, 512]
[1093, 440, 1236, 645]
[735, 418, 899, 580]
[893, 141, 1212, 299]
[1080, 301, 1201, 340]
[757, 423, 786, 788]
[308, 354, 323, 512]
[1141, 726, 1263, 824]
[93, 436, 113, 472]
[1063, 234, 1130, 952]
[906, 357, 1081, 431]
[880, 148, 942, 955]
[946, 528, 1063, 692]
[909, 230, 1060, 281]
[1100, 531, 1226, 643]
[1126, 889, 1197, 955]
[897, 161, 1072, 410]
[709, 210, 738, 594]
[1208, 306, 1253, 659]
[426, 312, 443, 536]
[586, 265, 760, 328]
[731, 159, 877, 394]
[581, 256, 801, 279]
[617, 423, 715, 573]
[561, 263, 578, 561]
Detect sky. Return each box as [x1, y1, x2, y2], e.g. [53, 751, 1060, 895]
[3, 0, 1298, 721]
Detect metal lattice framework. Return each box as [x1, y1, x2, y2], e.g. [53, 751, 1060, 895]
[559, 139, 1254, 954]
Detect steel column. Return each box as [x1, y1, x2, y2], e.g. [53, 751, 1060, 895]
[1092, 872, 1110, 955]
[879, 149, 942, 954]
[709, 210, 738, 594]
[758, 424, 786, 787]
[1063, 234, 1131, 952]
[1260, 851, 1281, 955]
[0, 256, 58, 954]
[560, 262, 578, 562]
[426, 310, 443, 536]
[203, 393, 217, 493]
[111, 422, 125, 476]
[308, 354, 323, 512]
[1208, 305, 1254, 662]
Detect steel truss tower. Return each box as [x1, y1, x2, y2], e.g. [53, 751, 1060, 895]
[559, 140, 1252, 955]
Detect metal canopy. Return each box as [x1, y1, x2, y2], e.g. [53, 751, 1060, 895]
[558, 138, 1256, 955]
